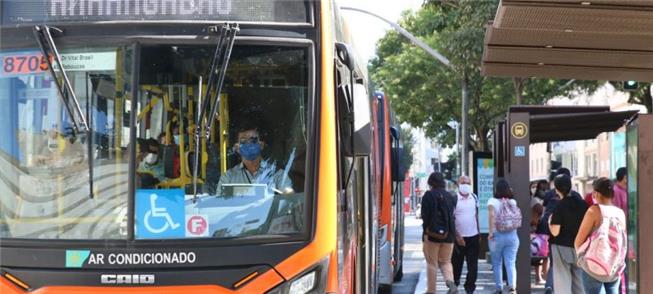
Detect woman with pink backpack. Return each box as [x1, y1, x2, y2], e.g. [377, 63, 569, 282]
[575, 177, 627, 294]
[487, 179, 521, 294]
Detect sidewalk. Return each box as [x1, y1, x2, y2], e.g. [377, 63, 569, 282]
[398, 214, 546, 294]
[413, 259, 546, 293]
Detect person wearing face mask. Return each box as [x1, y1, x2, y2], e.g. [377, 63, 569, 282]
[216, 125, 293, 195]
[452, 175, 480, 294]
[137, 138, 165, 187]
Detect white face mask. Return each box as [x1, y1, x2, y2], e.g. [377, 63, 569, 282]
[531, 187, 537, 195]
[459, 184, 472, 195]
[144, 153, 158, 165]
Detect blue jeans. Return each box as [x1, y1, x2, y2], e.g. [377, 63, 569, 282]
[582, 271, 620, 294]
[489, 230, 519, 290]
[545, 254, 554, 290]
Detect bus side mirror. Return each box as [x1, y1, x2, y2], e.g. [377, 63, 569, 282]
[390, 127, 406, 181]
[335, 42, 355, 72]
[351, 83, 372, 156]
[335, 42, 370, 157]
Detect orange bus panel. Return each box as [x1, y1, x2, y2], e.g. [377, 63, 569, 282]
[273, 1, 339, 292]
[0, 269, 283, 294]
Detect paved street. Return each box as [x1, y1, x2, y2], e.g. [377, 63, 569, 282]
[393, 214, 546, 294]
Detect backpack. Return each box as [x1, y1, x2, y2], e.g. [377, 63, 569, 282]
[495, 198, 522, 232]
[425, 190, 452, 240]
[577, 205, 627, 282]
[530, 233, 549, 257]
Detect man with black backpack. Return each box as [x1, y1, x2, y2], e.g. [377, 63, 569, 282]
[421, 172, 458, 294]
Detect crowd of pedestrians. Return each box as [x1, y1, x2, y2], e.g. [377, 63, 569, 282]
[420, 167, 628, 294]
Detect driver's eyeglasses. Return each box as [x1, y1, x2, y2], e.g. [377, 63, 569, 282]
[238, 136, 259, 145]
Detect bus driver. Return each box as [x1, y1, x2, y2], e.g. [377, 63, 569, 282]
[216, 124, 293, 195]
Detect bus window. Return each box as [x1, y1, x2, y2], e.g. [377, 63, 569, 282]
[135, 45, 308, 240]
[0, 46, 133, 239]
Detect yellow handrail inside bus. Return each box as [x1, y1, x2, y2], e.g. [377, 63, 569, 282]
[219, 93, 229, 173]
[114, 50, 124, 162]
[138, 85, 173, 121]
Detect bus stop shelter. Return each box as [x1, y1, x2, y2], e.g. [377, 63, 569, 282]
[482, 1, 653, 292]
[494, 106, 637, 293]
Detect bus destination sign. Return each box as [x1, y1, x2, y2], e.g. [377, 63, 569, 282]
[0, 50, 117, 77]
[1, 0, 308, 25]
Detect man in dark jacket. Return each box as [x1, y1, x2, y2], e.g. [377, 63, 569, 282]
[421, 172, 458, 294]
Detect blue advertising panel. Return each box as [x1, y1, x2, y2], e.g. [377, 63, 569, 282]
[610, 131, 626, 177]
[476, 158, 494, 233]
[135, 189, 185, 239]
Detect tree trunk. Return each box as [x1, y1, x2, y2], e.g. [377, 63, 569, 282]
[480, 127, 491, 152]
[645, 85, 652, 114]
[513, 77, 523, 105]
[469, 126, 491, 152]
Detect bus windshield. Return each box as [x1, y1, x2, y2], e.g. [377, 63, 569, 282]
[0, 46, 133, 239]
[0, 44, 310, 241]
[134, 44, 309, 240]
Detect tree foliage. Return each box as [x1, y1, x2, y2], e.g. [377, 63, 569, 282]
[370, 0, 599, 151]
[400, 126, 415, 170]
[609, 82, 653, 113]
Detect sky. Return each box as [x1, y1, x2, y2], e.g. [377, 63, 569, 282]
[340, 0, 424, 63]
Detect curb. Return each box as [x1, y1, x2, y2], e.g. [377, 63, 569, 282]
[414, 267, 427, 294]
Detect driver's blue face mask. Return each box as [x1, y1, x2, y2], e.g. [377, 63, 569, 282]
[239, 139, 261, 161]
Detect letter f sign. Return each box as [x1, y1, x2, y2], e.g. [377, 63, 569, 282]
[186, 215, 208, 237]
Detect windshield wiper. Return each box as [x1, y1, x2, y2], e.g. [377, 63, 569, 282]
[33, 25, 90, 135]
[34, 25, 95, 199]
[192, 23, 239, 202]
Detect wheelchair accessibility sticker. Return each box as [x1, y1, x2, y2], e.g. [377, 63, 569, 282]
[136, 189, 185, 239]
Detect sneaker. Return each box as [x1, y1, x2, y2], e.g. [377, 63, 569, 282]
[509, 288, 516, 294]
[446, 280, 458, 294]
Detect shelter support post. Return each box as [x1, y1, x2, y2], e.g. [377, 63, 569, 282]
[507, 112, 531, 294]
[628, 114, 653, 292]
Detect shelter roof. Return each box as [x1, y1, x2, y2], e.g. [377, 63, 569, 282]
[506, 106, 638, 143]
[482, 0, 653, 81]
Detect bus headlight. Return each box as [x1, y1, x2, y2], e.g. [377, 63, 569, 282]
[266, 257, 329, 294]
[289, 271, 316, 294]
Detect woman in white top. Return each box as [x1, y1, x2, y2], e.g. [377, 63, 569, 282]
[488, 179, 520, 294]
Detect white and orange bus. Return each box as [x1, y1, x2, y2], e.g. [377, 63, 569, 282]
[372, 92, 405, 292]
[0, 0, 405, 293]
